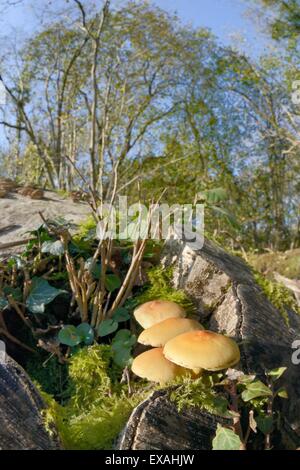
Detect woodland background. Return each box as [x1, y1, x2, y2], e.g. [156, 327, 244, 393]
[0, 0, 299, 252]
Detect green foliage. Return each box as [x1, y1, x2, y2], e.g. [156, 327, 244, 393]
[254, 272, 300, 322]
[170, 367, 288, 450]
[135, 266, 195, 314]
[111, 329, 136, 368]
[27, 355, 69, 399]
[41, 240, 65, 256]
[59, 323, 94, 347]
[97, 319, 118, 337]
[249, 249, 300, 279]
[77, 216, 97, 239]
[170, 375, 230, 417]
[212, 425, 242, 450]
[241, 380, 272, 402]
[105, 274, 121, 292]
[40, 345, 147, 450]
[26, 277, 66, 314]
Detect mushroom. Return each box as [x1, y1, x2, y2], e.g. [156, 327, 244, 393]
[134, 300, 186, 329]
[131, 347, 192, 385]
[163, 330, 240, 373]
[138, 317, 204, 347]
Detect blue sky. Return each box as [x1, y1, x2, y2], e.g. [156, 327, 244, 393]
[0, 0, 271, 57]
[154, 0, 271, 56]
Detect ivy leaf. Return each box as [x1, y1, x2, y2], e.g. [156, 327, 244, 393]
[41, 240, 65, 256]
[209, 396, 231, 417]
[97, 319, 118, 337]
[112, 307, 130, 323]
[212, 425, 242, 450]
[276, 388, 288, 399]
[92, 263, 101, 280]
[76, 323, 94, 345]
[237, 373, 256, 385]
[105, 274, 121, 292]
[58, 325, 81, 347]
[26, 277, 66, 314]
[111, 329, 136, 368]
[112, 347, 132, 368]
[241, 380, 272, 402]
[256, 415, 273, 435]
[266, 367, 287, 381]
[112, 329, 136, 350]
[0, 297, 8, 310]
[3, 286, 23, 302]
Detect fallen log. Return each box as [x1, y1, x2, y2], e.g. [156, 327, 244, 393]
[117, 236, 300, 450]
[0, 354, 60, 450]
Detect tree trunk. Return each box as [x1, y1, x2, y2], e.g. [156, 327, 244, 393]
[0, 355, 60, 450]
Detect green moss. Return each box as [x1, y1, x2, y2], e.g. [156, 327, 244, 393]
[40, 345, 148, 450]
[77, 215, 97, 239]
[169, 375, 229, 417]
[254, 272, 300, 324]
[136, 266, 195, 314]
[27, 354, 69, 400]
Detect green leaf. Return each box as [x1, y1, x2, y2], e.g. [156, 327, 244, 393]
[266, 367, 287, 381]
[256, 415, 273, 435]
[92, 263, 102, 280]
[76, 323, 94, 345]
[111, 329, 136, 367]
[112, 307, 130, 323]
[105, 274, 121, 292]
[58, 325, 81, 347]
[276, 388, 288, 399]
[26, 277, 66, 314]
[210, 396, 231, 417]
[241, 380, 272, 402]
[41, 240, 65, 256]
[212, 425, 242, 450]
[0, 297, 8, 310]
[237, 373, 256, 385]
[112, 348, 133, 368]
[197, 187, 228, 204]
[97, 319, 118, 337]
[3, 286, 23, 302]
[112, 329, 136, 350]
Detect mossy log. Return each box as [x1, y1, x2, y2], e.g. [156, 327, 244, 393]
[0, 355, 60, 450]
[117, 237, 300, 450]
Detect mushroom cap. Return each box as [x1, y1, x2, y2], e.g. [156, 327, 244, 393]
[138, 317, 204, 347]
[134, 300, 186, 329]
[131, 347, 189, 384]
[163, 330, 240, 371]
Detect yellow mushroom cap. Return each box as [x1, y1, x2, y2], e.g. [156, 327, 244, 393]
[134, 300, 186, 329]
[163, 330, 240, 371]
[138, 317, 204, 347]
[131, 347, 189, 384]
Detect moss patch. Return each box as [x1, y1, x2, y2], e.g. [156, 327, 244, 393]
[254, 272, 300, 323]
[135, 266, 195, 314]
[40, 345, 148, 450]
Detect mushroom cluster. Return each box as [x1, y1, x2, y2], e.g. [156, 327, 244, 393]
[131, 299, 240, 385]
